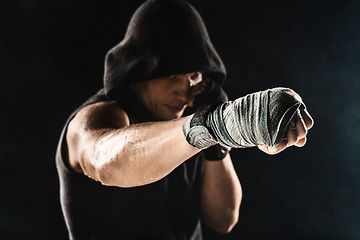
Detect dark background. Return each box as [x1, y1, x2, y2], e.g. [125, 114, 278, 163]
[1, 0, 360, 239]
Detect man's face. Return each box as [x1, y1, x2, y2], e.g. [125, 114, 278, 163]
[131, 72, 204, 120]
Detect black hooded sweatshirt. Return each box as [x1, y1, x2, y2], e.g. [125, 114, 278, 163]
[56, 0, 227, 239]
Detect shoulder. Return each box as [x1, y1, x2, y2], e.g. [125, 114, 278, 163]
[69, 101, 130, 131]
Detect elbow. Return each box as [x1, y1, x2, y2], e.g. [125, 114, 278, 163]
[78, 138, 138, 187]
[95, 157, 144, 188]
[221, 219, 238, 234]
[80, 156, 124, 187]
[217, 214, 239, 234]
[80, 162, 111, 186]
[206, 210, 239, 234]
[96, 160, 132, 187]
[96, 165, 117, 186]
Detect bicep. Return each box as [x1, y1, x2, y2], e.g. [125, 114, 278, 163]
[66, 102, 130, 173]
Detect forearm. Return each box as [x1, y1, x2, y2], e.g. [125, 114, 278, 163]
[81, 117, 200, 187]
[200, 154, 242, 233]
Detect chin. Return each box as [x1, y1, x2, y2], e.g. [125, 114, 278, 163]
[157, 108, 185, 120]
[168, 113, 182, 120]
[175, 111, 185, 119]
[164, 112, 183, 120]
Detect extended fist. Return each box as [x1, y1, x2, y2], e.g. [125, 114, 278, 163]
[257, 106, 313, 154]
[183, 87, 314, 154]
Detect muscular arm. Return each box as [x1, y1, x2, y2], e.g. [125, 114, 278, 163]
[66, 102, 200, 187]
[201, 154, 242, 233]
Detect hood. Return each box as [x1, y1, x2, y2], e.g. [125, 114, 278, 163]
[103, 0, 226, 100]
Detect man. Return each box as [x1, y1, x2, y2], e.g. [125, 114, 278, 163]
[56, 0, 314, 239]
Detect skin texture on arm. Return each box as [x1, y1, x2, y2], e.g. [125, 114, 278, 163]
[201, 154, 242, 234]
[67, 73, 205, 188]
[66, 101, 200, 187]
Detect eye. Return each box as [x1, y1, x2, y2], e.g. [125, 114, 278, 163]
[189, 72, 200, 80]
[188, 72, 202, 86]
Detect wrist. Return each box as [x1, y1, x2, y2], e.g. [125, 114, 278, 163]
[183, 114, 218, 149]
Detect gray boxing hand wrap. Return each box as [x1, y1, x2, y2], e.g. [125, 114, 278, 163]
[182, 104, 219, 149]
[183, 87, 305, 149]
